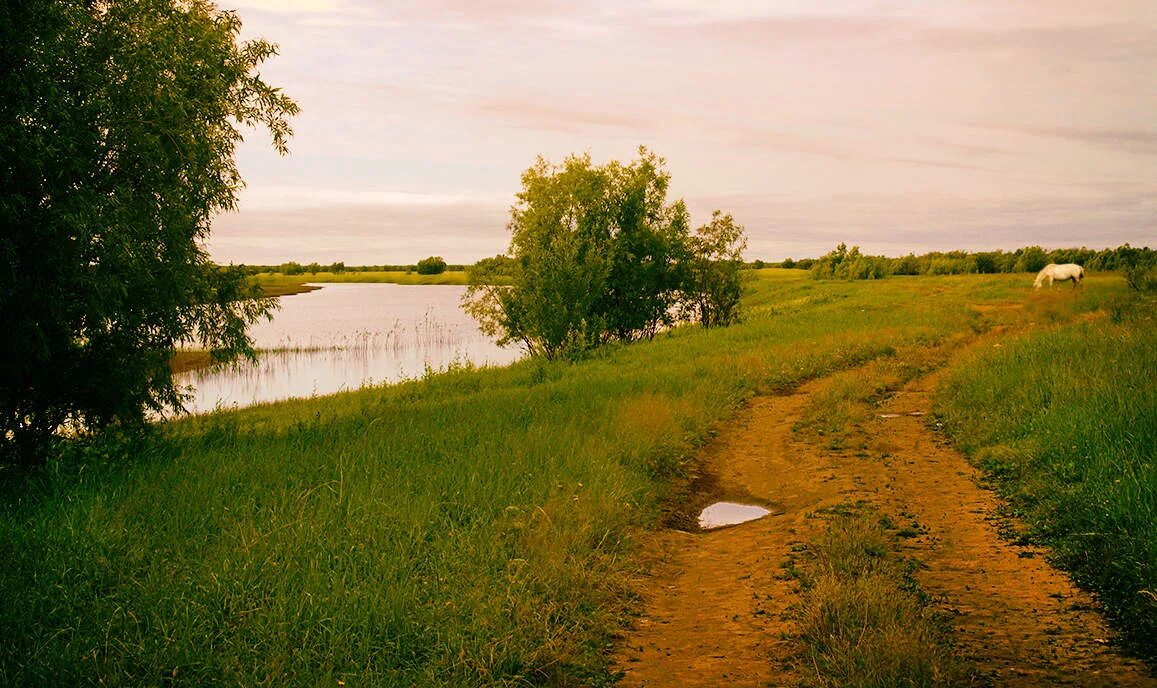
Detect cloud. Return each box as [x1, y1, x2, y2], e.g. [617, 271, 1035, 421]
[474, 97, 653, 134]
[216, 0, 1155, 265]
[721, 128, 859, 161]
[644, 13, 901, 43]
[973, 124, 1157, 155]
[236, 186, 511, 211]
[911, 21, 1157, 65]
[223, 0, 347, 14]
[210, 202, 512, 265]
[688, 185, 1156, 260]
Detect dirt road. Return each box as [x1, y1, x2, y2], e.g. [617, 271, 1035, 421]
[614, 370, 1154, 686]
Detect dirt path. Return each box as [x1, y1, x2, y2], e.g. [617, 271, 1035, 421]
[613, 370, 1154, 686]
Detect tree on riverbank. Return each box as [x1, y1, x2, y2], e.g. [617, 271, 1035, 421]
[0, 0, 298, 464]
[464, 148, 747, 358]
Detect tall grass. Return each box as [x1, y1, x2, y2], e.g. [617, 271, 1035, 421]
[0, 271, 1102, 685]
[794, 510, 975, 687]
[936, 292, 1157, 656]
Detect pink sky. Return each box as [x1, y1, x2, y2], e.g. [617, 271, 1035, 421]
[208, 0, 1156, 264]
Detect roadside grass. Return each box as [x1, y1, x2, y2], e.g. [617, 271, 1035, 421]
[936, 289, 1157, 657]
[792, 344, 950, 453]
[792, 508, 975, 687]
[0, 270, 1119, 685]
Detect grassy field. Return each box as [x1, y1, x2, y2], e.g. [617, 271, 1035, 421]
[1, 270, 1148, 685]
[256, 270, 470, 292]
[936, 290, 1157, 656]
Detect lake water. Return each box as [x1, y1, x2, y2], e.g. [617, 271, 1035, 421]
[175, 283, 521, 413]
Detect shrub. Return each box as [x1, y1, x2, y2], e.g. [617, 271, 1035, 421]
[417, 256, 448, 275]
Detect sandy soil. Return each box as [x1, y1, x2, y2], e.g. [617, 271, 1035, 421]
[613, 369, 1155, 686]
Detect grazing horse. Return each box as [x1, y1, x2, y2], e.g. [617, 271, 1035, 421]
[1034, 263, 1084, 289]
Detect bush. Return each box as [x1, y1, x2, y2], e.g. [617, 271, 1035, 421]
[1124, 262, 1157, 292]
[416, 256, 448, 275]
[811, 244, 890, 280]
[1013, 246, 1048, 273]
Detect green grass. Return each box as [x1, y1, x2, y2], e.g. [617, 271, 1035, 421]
[0, 270, 1137, 685]
[256, 270, 470, 289]
[936, 291, 1157, 656]
[792, 344, 950, 452]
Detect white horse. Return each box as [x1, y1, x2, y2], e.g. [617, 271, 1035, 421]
[1034, 263, 1084, 289]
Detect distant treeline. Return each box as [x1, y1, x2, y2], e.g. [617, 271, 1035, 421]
[234, 260, 468, 276]
[233, 243, 1155, 283]
[761, 243, 1154, 281]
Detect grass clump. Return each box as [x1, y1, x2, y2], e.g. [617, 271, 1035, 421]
[936, 292, 1157, 657]
[794, 510, 975, 687]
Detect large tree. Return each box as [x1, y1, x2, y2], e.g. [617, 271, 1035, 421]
[0, 0, 299, 463]
[465, 148, 747, 358]
[465, 149, 694, 358]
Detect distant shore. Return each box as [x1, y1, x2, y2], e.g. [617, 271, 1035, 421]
[171, 272, 470, 374]
[171, 281, 319, 374]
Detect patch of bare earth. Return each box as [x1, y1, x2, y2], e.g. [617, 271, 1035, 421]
[613, 369, 1155, 686]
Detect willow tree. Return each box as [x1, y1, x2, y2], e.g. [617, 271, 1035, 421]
[0, 0, 299, 463]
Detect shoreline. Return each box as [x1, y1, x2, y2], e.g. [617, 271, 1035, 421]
[170, 284, 320, 374]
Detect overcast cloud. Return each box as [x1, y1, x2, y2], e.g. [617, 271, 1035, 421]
[208, 0, 1156, 264]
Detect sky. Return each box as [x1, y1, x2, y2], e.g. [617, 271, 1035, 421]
[207, 0, 1157, 265]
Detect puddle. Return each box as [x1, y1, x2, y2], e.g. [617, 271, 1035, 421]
[878, 411, 925, 419]
[697, 502, 772, 530]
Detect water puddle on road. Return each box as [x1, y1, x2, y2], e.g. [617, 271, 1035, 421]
[697, 502, 772, 530]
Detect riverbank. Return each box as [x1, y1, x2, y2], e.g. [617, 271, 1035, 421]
[256, 269, 469, 290]
[3, 271, 1152, 685]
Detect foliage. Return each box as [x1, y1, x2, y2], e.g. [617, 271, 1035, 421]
[892, 253, 921, 275]
[465, 255, 516, 284]
[465, 148, 740, 358]
[801, 244, 1154, 280]
[416, 255, 448, 275]
[1012, 245, 1049, 273]
[683, 211, 748, 327]
[1123, 253, 1157, 292]
[0, 0, 297, 463]
[810, 243, 890, 280]
[937, 297, 1157, 656]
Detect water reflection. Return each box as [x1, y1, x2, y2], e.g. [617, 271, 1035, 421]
[175, 283, 521, 413]
[697, 502, 772, 530]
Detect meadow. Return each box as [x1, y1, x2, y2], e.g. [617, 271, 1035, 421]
[1, 270, 1151, 685]
[256, 270, 470, 294]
